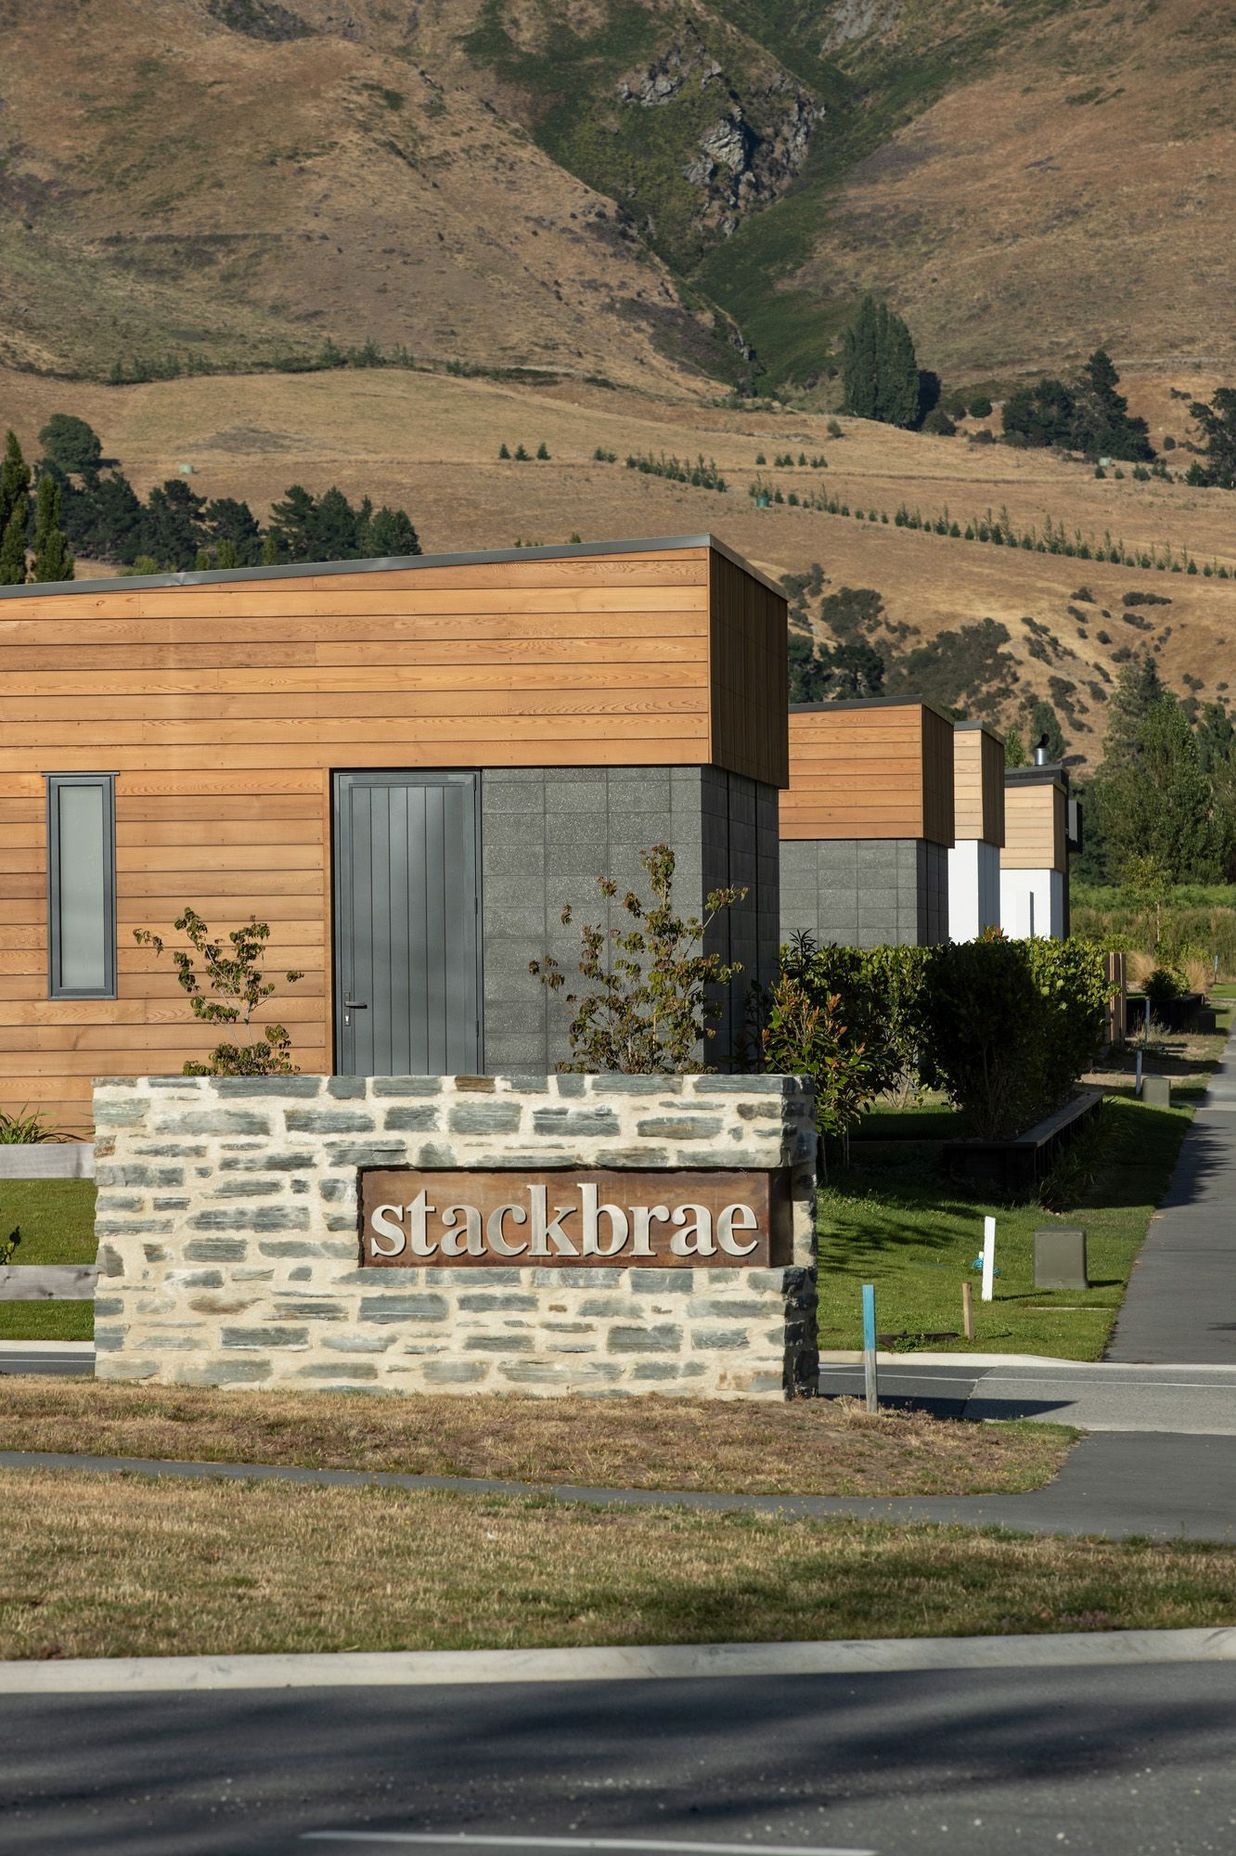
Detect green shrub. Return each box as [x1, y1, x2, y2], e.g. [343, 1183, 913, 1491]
[1025, 937, 1112, 1114]
[918, 937, 1109, 1140]
[918, 937, 1046, 1139]
[778, 937, 928, 1106]
[1144, 965, 1184, 1010]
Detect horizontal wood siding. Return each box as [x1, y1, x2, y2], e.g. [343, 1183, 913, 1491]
[953, 727, 1006, 846]
[920, 709, 956, 849]
[709, 550, 788, 789]
[1002, 781, 1067, 871]
[0, 542, 775, 1133]
[782, 704, 933, 841]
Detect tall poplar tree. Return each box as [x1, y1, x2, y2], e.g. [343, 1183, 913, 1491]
[842, 296, 919, 427]
[0, 430, 30, 535]
[841, 295, 879, 418]
[29, 473, 75, 583]
[0, 502, 27, 585]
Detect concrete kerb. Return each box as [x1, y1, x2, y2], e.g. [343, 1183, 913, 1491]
[0, 1628, 1233, 1695]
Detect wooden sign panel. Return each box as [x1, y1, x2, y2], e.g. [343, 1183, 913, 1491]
[359, 1167, 791, 1269]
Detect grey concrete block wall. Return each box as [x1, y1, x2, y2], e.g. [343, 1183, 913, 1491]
[781, 837, 949, 949]
[481, 767, 780, 1074]
[92, 1073, 818, 1401]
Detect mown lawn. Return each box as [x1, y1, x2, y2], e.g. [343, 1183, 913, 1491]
[4, 1468, 1234, 1661]
[818, 1095, 1191, 1358]
[0, 1181, 96, 1341]
[820, 1006, 1231, 1359]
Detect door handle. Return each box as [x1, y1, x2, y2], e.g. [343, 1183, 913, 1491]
[343, 1000, 368, 1010]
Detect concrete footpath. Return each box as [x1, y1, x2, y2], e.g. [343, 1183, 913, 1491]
[1108, 1029, 1236, 1364]
[3, 1428, 1233, 1539]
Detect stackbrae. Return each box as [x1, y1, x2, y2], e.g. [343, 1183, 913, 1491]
[368, 1183, 763, 1260]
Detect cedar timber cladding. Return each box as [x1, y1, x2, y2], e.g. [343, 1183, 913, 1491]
[0, 537, 783, 1132]
[782, 701, 955, 846]
[1003, 775, 1067, 872]
[952, 723, 1005, 845]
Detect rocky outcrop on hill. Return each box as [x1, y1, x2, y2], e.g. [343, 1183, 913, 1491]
[618, 29, 820, 239]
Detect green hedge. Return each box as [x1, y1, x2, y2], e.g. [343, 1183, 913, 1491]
[776, 935, 1110, 1142]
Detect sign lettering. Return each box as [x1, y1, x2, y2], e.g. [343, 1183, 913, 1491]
[359, 1168, 790, 1269]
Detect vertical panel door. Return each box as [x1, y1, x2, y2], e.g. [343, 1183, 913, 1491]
[334, 772, 481, 1076]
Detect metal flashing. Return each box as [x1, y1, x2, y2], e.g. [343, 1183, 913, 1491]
[0, 533, 784, 602]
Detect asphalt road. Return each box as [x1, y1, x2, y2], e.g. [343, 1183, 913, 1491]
[3, 1664, 1235, 1856]
[815, 1356, 1236, 1434]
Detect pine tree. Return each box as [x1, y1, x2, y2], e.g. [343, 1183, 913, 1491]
[0, 500, 27, 585]
[28, 473, 74, 583]
[1093, 659, 1220, 881]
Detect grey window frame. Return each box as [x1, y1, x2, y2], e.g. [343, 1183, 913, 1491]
[46, 772, 117, 1000]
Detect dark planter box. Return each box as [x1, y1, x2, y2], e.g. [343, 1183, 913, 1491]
[942, 1089, 1103, 1193]
[1125, 992, 1204, 1035]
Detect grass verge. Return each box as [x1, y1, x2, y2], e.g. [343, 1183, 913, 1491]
[0, 1180, 96, 1341]
[0, 1380, 1072, 1498]
[2, 1469, 1233, 1660]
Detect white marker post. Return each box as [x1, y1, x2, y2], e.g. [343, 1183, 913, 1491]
[981, 1214, 997, 1303]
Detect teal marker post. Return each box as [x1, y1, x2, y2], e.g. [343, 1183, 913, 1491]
[862, 1281, 878, 1414]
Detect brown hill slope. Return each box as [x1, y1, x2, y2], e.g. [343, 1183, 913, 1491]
[794, 0, 1236, 379]
[2, 0, 1233, 390]
[0, 0, 710, 390]
[3, 362, 1233, 770]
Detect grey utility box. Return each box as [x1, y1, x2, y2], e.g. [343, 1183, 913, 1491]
[1142, 1076, 1172, 1109]
[1034, 1226, 1089, 1291]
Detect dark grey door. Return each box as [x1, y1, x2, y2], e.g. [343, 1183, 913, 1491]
[333, 772, 481, 1076]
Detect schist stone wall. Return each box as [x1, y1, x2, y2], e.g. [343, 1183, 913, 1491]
[480, 767, 780, 1074]
[780, 839, 948, 949]
[92, 1072, 818, 1400]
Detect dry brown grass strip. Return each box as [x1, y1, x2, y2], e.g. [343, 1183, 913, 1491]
[2, 1468, 1232, 1661]
[0, 1379, 1072, 1497]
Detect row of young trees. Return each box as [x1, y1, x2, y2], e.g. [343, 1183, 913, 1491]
[1, 414, 422, 578]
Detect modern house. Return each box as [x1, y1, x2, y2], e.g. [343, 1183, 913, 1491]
[1000, 763, 1077, 938]
[780, 698, 955, 948]
[947, 721, 1005, 940]
[0, 536, 786, 1133]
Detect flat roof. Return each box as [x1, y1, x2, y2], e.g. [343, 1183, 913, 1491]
[0, 532, 786, 601]
[1006, 764, 1070, 790]
[953, 719, 1005, 741]
[789, 695, 953, 722]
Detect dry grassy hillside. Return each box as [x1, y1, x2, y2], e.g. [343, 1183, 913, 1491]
[0, 0, 710, 390]
[791, 0, 1236, 379]
[1, 0, 1232, 393]
[4, 362, 1234, 770]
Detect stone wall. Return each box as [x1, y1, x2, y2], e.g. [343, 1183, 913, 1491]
[780, 837, 948, 948]
[92, 1072, 817, 1400]
[479, 766, 780, 1075]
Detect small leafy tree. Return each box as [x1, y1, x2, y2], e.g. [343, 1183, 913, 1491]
[134, 908, 304, 1075]
[529, 844, 745, 1072]
[760, 973, 871, 1170]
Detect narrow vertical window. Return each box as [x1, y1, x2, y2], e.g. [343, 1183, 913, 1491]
[47, 774, 116, 999]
